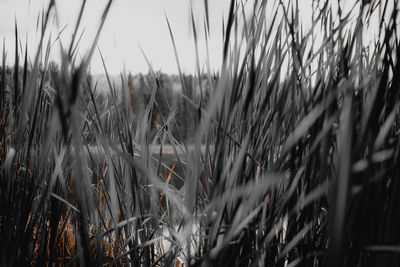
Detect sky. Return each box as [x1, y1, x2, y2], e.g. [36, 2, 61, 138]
[0, 0, 231, 75]
[0, 0, 381, 75]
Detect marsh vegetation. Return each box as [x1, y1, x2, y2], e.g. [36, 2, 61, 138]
[1, 0, 400, 266]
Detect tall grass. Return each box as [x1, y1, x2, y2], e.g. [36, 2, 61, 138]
[1, 0, 400, 266]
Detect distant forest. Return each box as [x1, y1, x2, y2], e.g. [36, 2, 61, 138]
[0, 64, 214, 144]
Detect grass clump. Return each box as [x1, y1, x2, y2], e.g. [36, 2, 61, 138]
[1, 0, 400, 266]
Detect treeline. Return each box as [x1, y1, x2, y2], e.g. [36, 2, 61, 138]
[1, 64, 214, 144]
[126, 72, 211, 144]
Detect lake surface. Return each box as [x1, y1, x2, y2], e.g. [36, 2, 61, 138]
[84, 144, 212, 189]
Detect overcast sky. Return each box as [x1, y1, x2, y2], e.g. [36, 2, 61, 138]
[0, 0, 379, 75]
[0, 0, 233, 75]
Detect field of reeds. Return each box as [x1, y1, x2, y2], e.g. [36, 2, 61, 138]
[1, 0, 400, 266]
